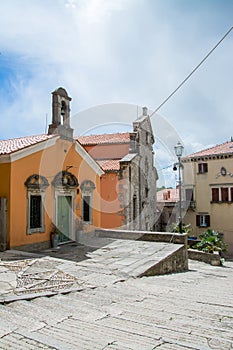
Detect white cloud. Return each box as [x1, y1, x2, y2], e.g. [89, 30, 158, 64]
[0, 0, 232, 155]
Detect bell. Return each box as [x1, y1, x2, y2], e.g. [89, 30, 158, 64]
[61, 108, 65, 116]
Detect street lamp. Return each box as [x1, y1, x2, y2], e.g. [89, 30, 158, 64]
[174, 141, 184, 234]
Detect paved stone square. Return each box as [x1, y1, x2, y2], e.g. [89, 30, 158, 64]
[0, 240, 232, 349]
[0, 240, 184, 302]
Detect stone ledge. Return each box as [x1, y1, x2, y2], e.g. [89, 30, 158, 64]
[188, 249, 221, 265]
[96, 229, 187, 246]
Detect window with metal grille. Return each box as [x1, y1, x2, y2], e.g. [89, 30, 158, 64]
[83, 195, 91, 222]
[30, 195, 42, 229]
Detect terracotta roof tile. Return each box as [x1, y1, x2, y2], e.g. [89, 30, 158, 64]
[86, 144, 130, 161]
[97, 159, 120, 171]
[77, 132, 130, 145]
[184, 141, 233, 159]
[0, 134, 56, 155]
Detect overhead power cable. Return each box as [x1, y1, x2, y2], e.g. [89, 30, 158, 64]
[149, 26, 233, 118]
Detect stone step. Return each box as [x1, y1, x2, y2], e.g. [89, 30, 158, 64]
[0, 303, 45, 333]
[0, 331, 54, 350]
[8, 299, 68, 326]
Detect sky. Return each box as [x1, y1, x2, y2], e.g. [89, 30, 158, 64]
[0, 0, 232, 187]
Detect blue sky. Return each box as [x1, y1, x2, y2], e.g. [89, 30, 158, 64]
[0, 0, 232, 186]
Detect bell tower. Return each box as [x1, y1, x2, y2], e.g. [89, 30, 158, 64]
[48, 87, 74, 139]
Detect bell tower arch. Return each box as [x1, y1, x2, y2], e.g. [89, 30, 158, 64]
[48, 87, 74, 139]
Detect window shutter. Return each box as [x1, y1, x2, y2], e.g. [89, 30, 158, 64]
[196, 215, 200, 227]
[204, 163, 208, 173]
[221, 187, 229, 202]
[212, 188, 219, 202]
[198, 164, 201, 173]
[206, 215, 210, 227]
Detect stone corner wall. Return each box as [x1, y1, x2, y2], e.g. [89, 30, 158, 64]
[140, 245, 189, 276]
[138, 231, 188, 246]
[188, 249, 221, 265]
[95, 229, 189, 274]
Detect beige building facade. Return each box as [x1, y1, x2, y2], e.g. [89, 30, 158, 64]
[156, 188, 179, 232]
[182, 141, 233, 257]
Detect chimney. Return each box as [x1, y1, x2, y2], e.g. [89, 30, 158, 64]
[142, 106, 148, 116]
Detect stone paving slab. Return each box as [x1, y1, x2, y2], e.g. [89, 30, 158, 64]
[0, 240, 184, 302]
[1, 240, 232, 349]
[0, 257, 86, 303]
[0, 260, 231, 349]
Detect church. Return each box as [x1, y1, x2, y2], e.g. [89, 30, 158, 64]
[0, 88, 158, 251]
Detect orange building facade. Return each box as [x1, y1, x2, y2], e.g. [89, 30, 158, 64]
[0, 88, 158, 251]
[0, 88, 103, 251]
[78, 108, 158, 231]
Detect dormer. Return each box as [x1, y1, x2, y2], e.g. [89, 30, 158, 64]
[48, 87, 74, 139]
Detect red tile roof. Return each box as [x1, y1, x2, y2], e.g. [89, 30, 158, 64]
[97, 159, 120, 171]
[77, 132, 130, 145]
[0, 134, 56, 155]
[157, 188, 179, 203]
[85, 144, 130, 161]
[184, 141, 233, 159]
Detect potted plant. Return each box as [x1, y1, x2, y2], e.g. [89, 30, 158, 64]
[75, 218, 84, 243]
[50, 223, 60, 249]
[193, 229, 227, 255]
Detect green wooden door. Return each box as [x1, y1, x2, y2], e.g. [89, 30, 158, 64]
[57, 196, 72, 243]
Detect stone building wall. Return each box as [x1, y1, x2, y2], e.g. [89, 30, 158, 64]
[120, 108, 158, 231]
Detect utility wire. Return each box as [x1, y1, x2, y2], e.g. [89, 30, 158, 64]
[150, 26, 233, 118]
[157, 164, 173, 172]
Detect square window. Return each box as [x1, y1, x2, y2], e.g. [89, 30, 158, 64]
[198, 163, 208, 174]
[196, 214, 210, 227]
[185, 189, 193, 201]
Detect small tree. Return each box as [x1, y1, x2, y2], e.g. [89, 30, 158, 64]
[194, 229, 227, 254]
[171, 223, 191, 234]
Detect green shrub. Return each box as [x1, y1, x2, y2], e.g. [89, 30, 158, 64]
[194, 229, 227, 254]
[171, 223, 191, 234]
